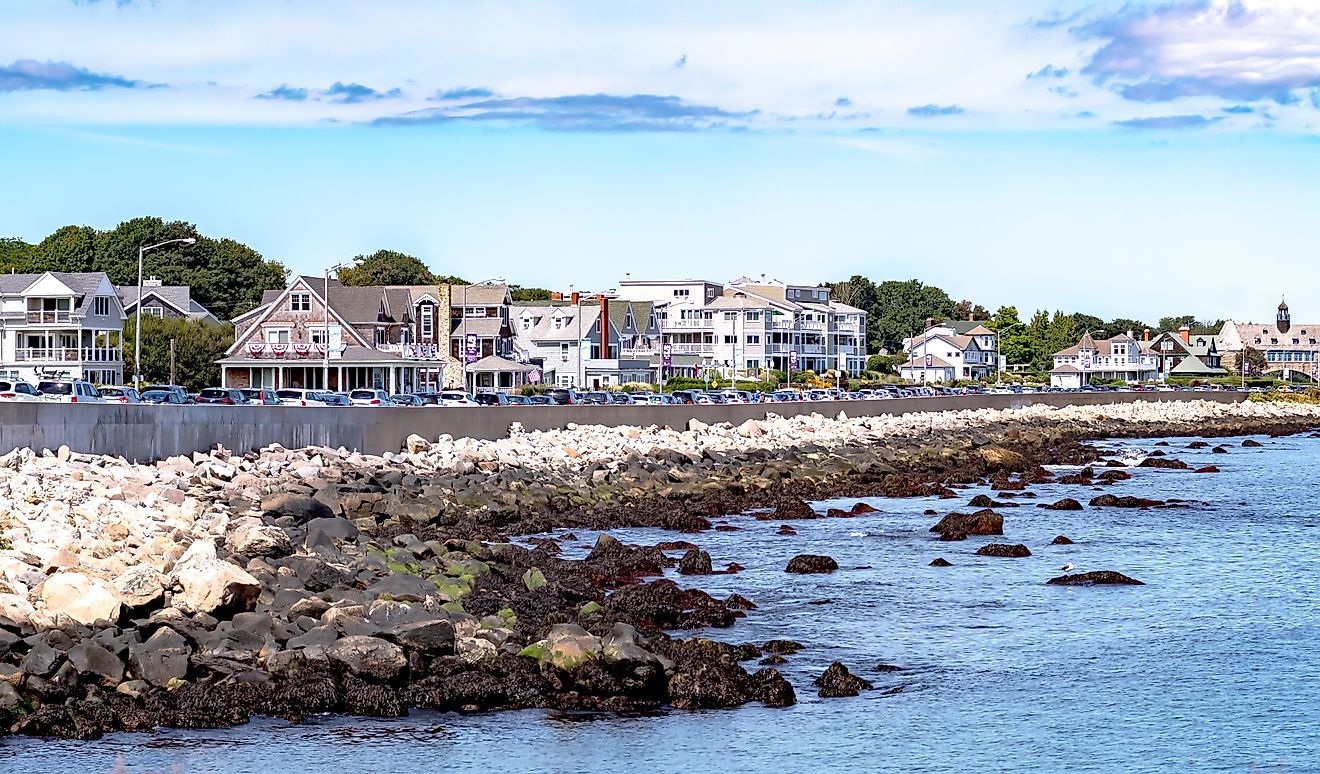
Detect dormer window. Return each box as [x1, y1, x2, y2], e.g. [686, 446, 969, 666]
[93, 296, 111, 316]
[290, 292, 311, 312]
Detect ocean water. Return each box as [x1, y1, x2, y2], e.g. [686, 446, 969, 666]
[6, 434, 1319, 774]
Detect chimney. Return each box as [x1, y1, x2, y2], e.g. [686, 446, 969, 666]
[570, 291, 580, 305]
[968, 311, 975, 322]
[551, 292, 562, 301]
[1179, 325, 1191, 344]
[1142, 328, 1150, 341]
[597, 294, 609, 359]
[925, 317, 935, 330]
[144, 276, 163, 288]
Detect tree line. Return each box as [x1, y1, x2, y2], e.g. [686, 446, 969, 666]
[827, 275, 1224, 372]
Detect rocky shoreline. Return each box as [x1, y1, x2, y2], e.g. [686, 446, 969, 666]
[0, 398, 1317, 740]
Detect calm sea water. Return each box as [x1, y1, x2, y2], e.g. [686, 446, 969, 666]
[6, 434, 1320, 774]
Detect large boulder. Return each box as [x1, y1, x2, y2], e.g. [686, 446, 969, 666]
[750, 667, 796, 707]
[1047, 571, 1145, 586]
[929, 509, 1003, 536]
[785, 554, 838, 574]
[67, 640, 125, 684]
[225, 522, 293, 560]
[327, 635, 408, 681]
[171, 540, 261, 615]
[678, 549, 713, 576]
[815, 661, 872, 698]
[1042, 498, 1083, 511]
[261, 492, 334, 524]
[543, 623, 602, 670]
[601, 622, 660, 665]
[1137, 457, 1189, 470]
[975, 543, 1032, 558]
[112, 566, 164, 609]
[40, 571, 121, 626]
[129, 626, 192, 687]
[978, 446, 1029, 472]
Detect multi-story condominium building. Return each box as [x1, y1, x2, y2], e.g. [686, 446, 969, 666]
[0, 272, 125, 385]
[1049, 331, 1157, 388]
[116, 277, 220, 325]
[616, 276, 868, 378]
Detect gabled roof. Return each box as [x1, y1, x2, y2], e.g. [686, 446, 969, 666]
[0, 272, 115, 316]
[466, 354, 535, 372]
[939, 319, 990, 335]
[451, 318, 505, 338]
[452, 284, 511, 306]
[1169, 355, 1226, 375]
[899, 355, 954, 369]
[224, 276, 371, 356]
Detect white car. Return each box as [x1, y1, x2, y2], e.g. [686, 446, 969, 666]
[0, 380, 41, 402]
[349, 388, 390, 406]
[275, 388, 319, 407]
[439, 390, 478, 407]
[37, 380, 105, 403]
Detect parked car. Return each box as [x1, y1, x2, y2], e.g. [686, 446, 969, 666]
[98, 386, 142, 404]
[37, 380, 105, 403]
[581, 391, 611, 405]
[348, 388, 390, 407]
[140, 389, 191, 405]
[439, 390, 479, 407]
[387, 393, 423, 407]
[670, 390, 701, 405]
[0, 380, 41, 402]
[275, 388, 321, 407]
[195, 387, 249, 405]
[543, 388, 580, 405]
[608, 392, 637, 405]
[142, 384, 189, 399]
[240, 388, 281, 406]
[505, 394, 531, 406]
[527, 395, 555, 406]
[311, 392, 351, 406]
[474, 392, 512, 407]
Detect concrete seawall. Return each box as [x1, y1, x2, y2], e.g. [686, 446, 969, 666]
[0, 392, 1244, 462]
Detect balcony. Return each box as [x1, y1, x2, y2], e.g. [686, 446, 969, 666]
[771, 319, 825, 332]
[802, 344, 826, 355]
[620, 347, 660, 359]
[25, 310, 72, 324]
[670, 343, 715, 355]
[666, 319, 714, 330]
[376, 343, 445, 361]
[15, 347, 121, 363]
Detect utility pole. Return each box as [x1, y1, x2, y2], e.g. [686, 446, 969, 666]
[169, 338, 176, 386]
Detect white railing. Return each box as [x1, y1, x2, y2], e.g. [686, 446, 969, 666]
[15, 347, 122, 362]
[802, 344, 825, 354]
[26, 311, 72, 324]
[83, 348, 122, 362]
[670, 343, 715, 355]
[771, 319, 825, 332]
[666, 319, 714, 329]
[619, 348, 659, 358]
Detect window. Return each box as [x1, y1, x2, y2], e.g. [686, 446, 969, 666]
[553, 315, 566, 330]
[375, 328, 386, 346]
[309, 327, 327, 345]
[724, 312, 737, 320]
[421, 306, 434, 340]
[145, 305, 165, 319]
[93, 296, 110, 316]
[560, 342, 570, 360]
[265, 328, 290, 344]
[746, 335, 761, 344]
[746, 311, 761, 321]
[290, 293, 311, 312]
[673, 288, 690, 298]
[746, 359, 761, 369]
[723, 335, 737, 344]
[520, 316, 531, 331]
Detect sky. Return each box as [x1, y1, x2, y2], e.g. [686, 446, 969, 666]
[2, 0, 1320, 323]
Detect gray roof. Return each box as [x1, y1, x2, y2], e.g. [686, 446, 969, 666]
[452, 284, 510, 306]
[466, 354, 534, 372]
[513, 305, 587, 342]
[116, 284, 218, 321]
[451, 318, 505, 338]
[0, 272, 109, 315]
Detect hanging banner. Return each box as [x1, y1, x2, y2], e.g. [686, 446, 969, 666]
[327, 325, 343, 360]
[465, 333, 480, 364]
[789, 351, 799, 370]
[662, 343, 673, 367]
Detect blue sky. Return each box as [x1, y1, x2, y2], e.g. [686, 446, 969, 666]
[3, 0, 1320, 322]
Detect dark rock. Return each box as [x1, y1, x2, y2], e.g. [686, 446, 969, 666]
[304, 517, 360, 554]
[365, 573, 436, 603]
[1050, 535, 1075, 545]
[128, 626, 191, 688]
[1242, 439, 1264, 447]
[326, 636, 407, 682]
[67, 641, 124, 684]
[725, 594, 757, 610]
[1138, 457, 1189, 470]
[261, 493, 334, 524]
[938, 531, 968, 542]
[785, 554, 838, 574]
[678, 549, 713, 576]
[713, 525, 740, 533]
[762, 640, 804, 655]
[815, 661, 872, 698]
[967, 494, 996, 508]
[655, 541, 698, 551]
[872, 663, 902, 672]
[1212, 446, 1229, 454]
[1187, 441, 1209, 449]
[775, 525, 797, 536]
[929, 558, 953, 567]
[929, 509, 1002, 536]
[1043, 498, 1083, 511]
[1193, 465, 1220, 473]
[1047, 571, 1145, 586]
[759, 654, 787, 665]
[1089, 494, 1164, 508]
[750, 667, 796, 707]
[21, 641, 60, 676]
[923, 509, 938, 516]
[585, 534, 668, 582]
[975, 543, 1032, 558]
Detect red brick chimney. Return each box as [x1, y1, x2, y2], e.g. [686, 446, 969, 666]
[1179, 325, 1191, 344]
[570, 291, 580, 305]
[1142, 328, 1150, 341]
[597, 294, 609, 358]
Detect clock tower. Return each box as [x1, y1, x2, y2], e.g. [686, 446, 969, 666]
[1278, 299, 1291, 334]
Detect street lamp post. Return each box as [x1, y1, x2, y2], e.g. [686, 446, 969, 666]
[135, 238, 196, 388]
[994, 322, 1025, 386]
[461, 277, 505, 394]
[323, 258, 362, 391]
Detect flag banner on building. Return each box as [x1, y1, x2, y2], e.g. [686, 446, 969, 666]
[662, 343, 672, 367]
[789, 351, 798, 370]
[465, 333, 480, 364]
[925, 354, 933, 367]
[528, 368, 542, 384]
[327, 325, 343, 360]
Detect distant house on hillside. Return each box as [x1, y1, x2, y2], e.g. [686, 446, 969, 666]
[900, 322, 997, 383]
[1140, 327, 1225, 380]
[116, 278, 220, 325]
[0, 271, 125, 385]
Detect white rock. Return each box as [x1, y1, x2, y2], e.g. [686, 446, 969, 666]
[170, 540, 261, 615]
[40, 571, 122, 625]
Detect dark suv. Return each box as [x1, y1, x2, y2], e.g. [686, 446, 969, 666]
[543, 388, 579, 405]
[582, 391, 610, 405]
[195, 387, 249, 405]
[474, 392, 512, 406]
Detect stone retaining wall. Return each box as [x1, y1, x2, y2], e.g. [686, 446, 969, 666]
[0, 392, 1243, 461]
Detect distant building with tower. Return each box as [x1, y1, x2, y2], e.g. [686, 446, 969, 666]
[1215, 300, 1320, 380]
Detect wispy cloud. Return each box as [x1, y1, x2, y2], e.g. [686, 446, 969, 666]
[1028, 65, 1070, 80]
[255, 84, 309, 101]
[674, 54, 687, 69]
[375, 92, 752, 132]
[1078, 1, 1320, 104]
[55, 128, 225, 155]
[1223, 104, 1255, 114]
[835, 97, 852, 107]
[907, 104, 964, 118]
[1114, 114, 1221, 130]
[434, 86, 495, 100]
[323, 81, 402, 104]
[0, 59, 148, 92]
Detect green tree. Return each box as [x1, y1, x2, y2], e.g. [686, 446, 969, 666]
[33, 225, 99, 272]
[338, 249, 438, 286]
[1071, 313, 1105, 338]
[952, 299, 990, 322]
[1106, 318, 1148, 338]
[1026, 309, 1051, 371]
[1157, 315, 1197, 334]
[1242, 345, 1267, 376]
[828, 275, 879, 313]
[510, 286, 553, 301]
[0, 237, 35, 272]
[987, 306, 1031, 365]
[870, 279, 955, 354]
[123, 316, 234, 392]
[1044, 311, 1078, 362]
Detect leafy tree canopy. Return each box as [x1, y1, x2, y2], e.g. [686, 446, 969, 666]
[123, 316, 234, 392]
[510, 286, 553, 301]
